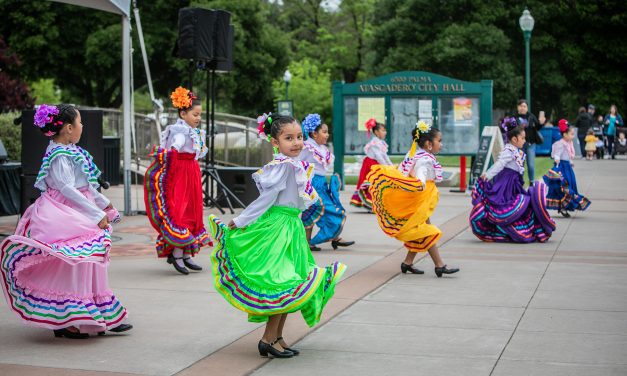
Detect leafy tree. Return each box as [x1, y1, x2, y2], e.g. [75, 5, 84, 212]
[272, 58, 332, 125]
[0, 37, 33, 112]
[29, 78, 61, 105]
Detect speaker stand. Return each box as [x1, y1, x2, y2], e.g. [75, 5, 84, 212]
[201, 66, 246, 214]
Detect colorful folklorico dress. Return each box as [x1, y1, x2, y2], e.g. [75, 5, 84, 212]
[350, 137, 394, 211]
[144, 119, 211, 258]
[300, 138, 346, 245]
[208, 154, 346, 326]
[543, 139, 591, 212]
[470, 144, 556, 243]
[0, 141, 128, 332]
[366, 148, 443, 252]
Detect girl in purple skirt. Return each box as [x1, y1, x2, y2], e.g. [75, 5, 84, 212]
[470, 117, 556, 243]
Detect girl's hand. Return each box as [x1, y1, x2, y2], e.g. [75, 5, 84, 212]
[480, 173, 488, 181]
[227, 220, 237, 230]
[105, 203, 113, 210]
[98, 215, 109, 229]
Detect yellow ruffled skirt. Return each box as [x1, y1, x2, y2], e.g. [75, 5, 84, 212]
[366, 165, 441, 252]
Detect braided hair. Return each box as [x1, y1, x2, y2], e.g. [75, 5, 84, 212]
[261, 114, 298, 140]
[35, 104, 79, 137]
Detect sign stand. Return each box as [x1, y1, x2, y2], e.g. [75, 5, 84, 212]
[469, 126, 503, 188]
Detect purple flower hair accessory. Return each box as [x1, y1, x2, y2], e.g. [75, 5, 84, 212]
[500, 116, 518, 133]
[34, 104, 59, 128]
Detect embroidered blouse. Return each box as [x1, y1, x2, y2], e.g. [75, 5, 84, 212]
[160, 119, 208, 160]
[398, 148, 443, 183]
[35, 141, 110, 224]
[551, 139, 575, 164]
[232, 154, 317, 228]
[364, 137, 393, 165]
[299, 138, 335, 176]
[484, 143, 526, 179]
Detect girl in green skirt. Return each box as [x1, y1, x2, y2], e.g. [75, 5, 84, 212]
[208, 113, 346, 359]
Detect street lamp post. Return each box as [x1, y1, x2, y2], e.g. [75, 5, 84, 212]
[283, 69, 292, 100]
[519, 8, 535, 112]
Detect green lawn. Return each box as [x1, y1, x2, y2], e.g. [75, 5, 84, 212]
[342, 156, 554, 186]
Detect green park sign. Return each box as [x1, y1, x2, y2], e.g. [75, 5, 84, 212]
[332, 71, 493, 180]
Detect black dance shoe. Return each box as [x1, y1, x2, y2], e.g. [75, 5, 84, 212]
[53, 328, 89, 339]
[277, 336, 300, 356]
[559, 209, 571, 218]
[98, 323, 134, 336]
[435, 265, 460, 278]
[258, 340, 294, 358]
[167, 254, 190, 275]
[309, 245, 322, 252]
[183, 257, 203, 271]
[331, 239, 355, 250]
[400, 262, 424, 274]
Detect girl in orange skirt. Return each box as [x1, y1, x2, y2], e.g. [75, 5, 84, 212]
[367, 121, 459, 277]
[144, 87, 211, 275]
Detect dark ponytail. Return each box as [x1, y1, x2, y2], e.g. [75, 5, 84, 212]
[263, 114, 297, 139]
[412, 127, 440, 149]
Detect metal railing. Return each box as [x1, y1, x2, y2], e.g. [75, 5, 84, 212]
[92, 108, 272, 174]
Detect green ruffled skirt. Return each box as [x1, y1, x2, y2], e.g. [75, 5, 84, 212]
[208, 206, 346, 327]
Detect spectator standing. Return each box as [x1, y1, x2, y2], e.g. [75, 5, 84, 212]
[604, 105, 624, 159]
[515, 99, 545, 185]
[575, 105, 594, 156]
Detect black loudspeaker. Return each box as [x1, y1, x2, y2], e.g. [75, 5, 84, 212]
[21, 109, 104, 176]
[215, 25, 234, 72]
[20, 174, 39, 215]
[177, 8, 231, 62]
[214, 167, 260, 208]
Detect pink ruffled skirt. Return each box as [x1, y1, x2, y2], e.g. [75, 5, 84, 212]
[0, 187, 128, 333]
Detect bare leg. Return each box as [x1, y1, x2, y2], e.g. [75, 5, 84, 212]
[306, 227, 313, 243]
[261, 315, 283, 350]
[277, 313, 289, 348]
[427, 243, 445, 268]
[403, 250, 418, 265]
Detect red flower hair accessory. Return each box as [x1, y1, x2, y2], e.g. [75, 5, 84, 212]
[365, 118, 377, 136]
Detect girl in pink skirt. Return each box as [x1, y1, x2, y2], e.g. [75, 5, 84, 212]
[0, 104, 132, 339]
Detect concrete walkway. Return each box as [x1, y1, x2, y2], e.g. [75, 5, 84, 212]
[0, 159, 626, 375]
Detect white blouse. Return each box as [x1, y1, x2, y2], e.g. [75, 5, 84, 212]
[37, 141, 109, 224]
[160, 119, 208, 160]
[299, 138, 335, 176]
[364, 137, 393, 165]
[232, 155, 317, 228]
[484, 143, 526, 180]
[398, 148, 444, 184]
[551, 139, 575, 164]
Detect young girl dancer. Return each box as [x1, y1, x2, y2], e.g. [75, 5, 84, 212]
[0, 104, 131, 339]
[299, 114, 354, 251]
[367, 121, 459, 276]
[543, 119, 591, 217]
[350, 118, 394, 211]
[208, 113, 346, 359]
[470, 117, 556, 242]
[144, 86, 210, 275]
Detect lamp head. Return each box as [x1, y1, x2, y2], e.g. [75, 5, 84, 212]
[519, 8, 535, 32]
[283, 69, 292, 83]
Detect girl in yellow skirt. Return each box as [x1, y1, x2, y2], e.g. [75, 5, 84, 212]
[367, 122, 460, 277]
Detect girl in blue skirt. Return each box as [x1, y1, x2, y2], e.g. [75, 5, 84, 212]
[299, 114, 354, 252]
[543, 119, 591, 217]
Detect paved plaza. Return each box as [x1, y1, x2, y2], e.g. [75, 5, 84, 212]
[1, 160, 626, 376]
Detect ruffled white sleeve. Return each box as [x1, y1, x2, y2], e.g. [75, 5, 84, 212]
[551, 141, 564, 164]
[170, 132, 186, 151]
[232, 163, 287, 228]
[48, 156, 106, 224]
[410, 158, 430, 185]
[87, 185, 111, 209]
[485, 148, 514, 180]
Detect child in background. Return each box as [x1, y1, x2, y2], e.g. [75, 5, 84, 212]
[543, 119, 591, 217]
[350, 118, 394, 211]
[300, 114, 354, 251]
[584, 129, 598, 160]
[208, 114, 346, 359]
[144, 87, 211, 275]
[470, 117, 555, 243]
